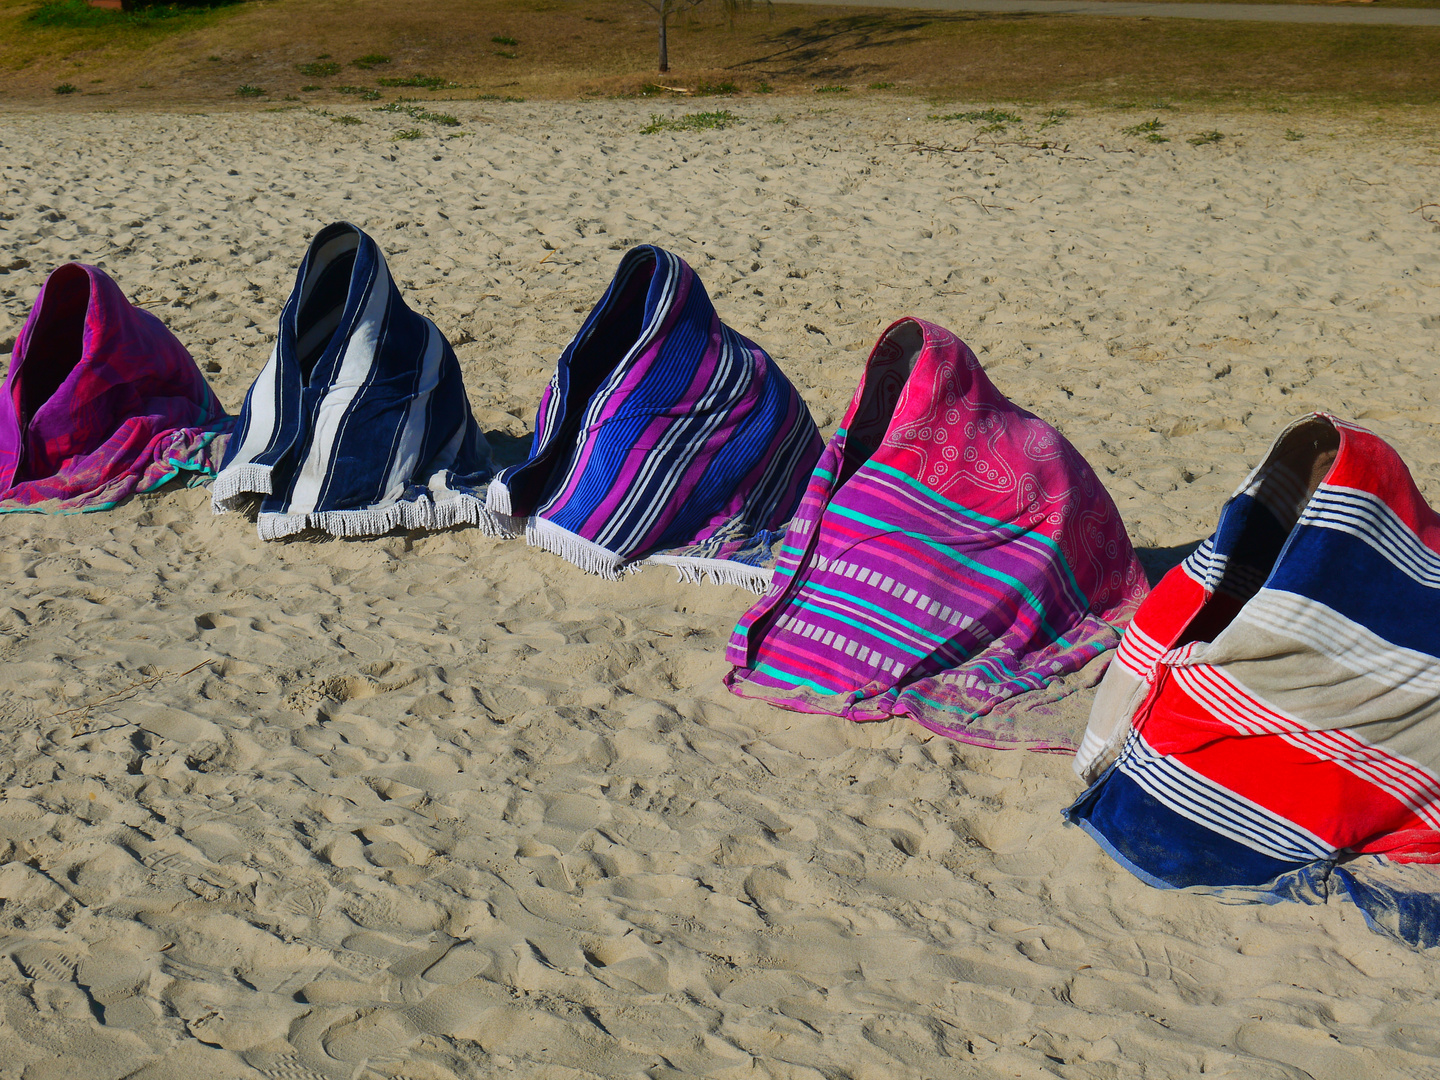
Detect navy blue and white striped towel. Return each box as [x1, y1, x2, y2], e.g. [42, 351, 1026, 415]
[212, 222, 494, 539]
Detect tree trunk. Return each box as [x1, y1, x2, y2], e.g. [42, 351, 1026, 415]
[658, 2, 669, 72]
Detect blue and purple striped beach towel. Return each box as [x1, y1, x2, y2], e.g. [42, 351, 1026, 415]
[486, 245, 822, 589]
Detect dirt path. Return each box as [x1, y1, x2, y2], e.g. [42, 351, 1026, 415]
[776, 0, 1440, 25]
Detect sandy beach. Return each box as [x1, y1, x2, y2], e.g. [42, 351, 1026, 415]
[1, 97, 1439, 1078]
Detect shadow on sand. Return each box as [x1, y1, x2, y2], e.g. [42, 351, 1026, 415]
[1135, 541, 1204, 587]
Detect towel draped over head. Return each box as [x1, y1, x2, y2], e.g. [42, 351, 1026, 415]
[486, 245, 823, 589]
[212, 222, 493, 539]
[1067, 415, 1440, 941]
[726, 317, 1148, 750]
[0, 263, 230, 513]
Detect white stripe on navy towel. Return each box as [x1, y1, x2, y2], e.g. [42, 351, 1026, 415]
[1304, 486, 1440, 590]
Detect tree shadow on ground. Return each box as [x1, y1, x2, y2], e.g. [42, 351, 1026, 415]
[728, 11, 1040, 80]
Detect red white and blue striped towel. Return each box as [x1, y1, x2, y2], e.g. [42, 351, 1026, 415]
[1068, 414, 1440, 946]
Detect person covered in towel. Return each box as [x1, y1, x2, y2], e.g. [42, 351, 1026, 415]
[726, 317, 1149, 751]
[1066, 413, 1440, 948]
[0, 263, 231, 513]
[212, 222, 493, 540]
[485, 244, 823, 591]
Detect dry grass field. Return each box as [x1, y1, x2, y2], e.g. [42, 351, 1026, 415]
[1, 0, 1439, 109]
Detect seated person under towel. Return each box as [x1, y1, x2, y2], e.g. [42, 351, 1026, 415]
[0, 262, 230, 513]
[1067, 413, 1440, 948]
[725, 316, 1149, 751]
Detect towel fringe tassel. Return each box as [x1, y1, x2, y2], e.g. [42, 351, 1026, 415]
[525, 518, 625, 580]
[254, 492, 503, 540]
[211, 464, 275, 513]
[484, 477, 526, 537]
[648, 554, 772, 594]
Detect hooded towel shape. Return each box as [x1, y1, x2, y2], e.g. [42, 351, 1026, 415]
[726, 318, 1149, 750]
[0, 263, 230, 513]
[486, 245, 822, 589]
[1067, 415, 1440, 896]
[212, 222, 493, 539]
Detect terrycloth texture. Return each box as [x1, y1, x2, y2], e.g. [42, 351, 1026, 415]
[0, 263, 229, 513]
[726, 318, 1148, 750]
[485, 245, 822, 590]
[1067, 416, 1440, 921]
[212, 222, 493, 539]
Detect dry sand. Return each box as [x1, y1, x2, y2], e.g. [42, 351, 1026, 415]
[0, 97, 1438, 1079]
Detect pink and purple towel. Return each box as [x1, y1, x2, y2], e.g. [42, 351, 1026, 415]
[726, 317, 1149, 750]
[0, 263, 230, 513]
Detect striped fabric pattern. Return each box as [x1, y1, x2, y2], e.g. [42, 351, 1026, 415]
[0, 262, 231, 513]
[1069, 414, 1440, 906]
[725, 318, 1149, 750]
[212, 222, 493, 539]
[486, 245, 822, 590]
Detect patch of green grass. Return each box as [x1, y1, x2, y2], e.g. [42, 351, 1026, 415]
[332, 114, 362, 125]
[353, 53, 390, 69]
[394, 128, 424, 140]
[236, 84, 264, 97]
[641, 110, 738, 133]
[694, 79, 738, 96]
[814, 85, 848, 94]
[297, 60, 341, 78]
[868, 81, 895, 90]
[53, 82, 77, 94]
[931, 108, 1022, 124]
[1123, 117, 1166, 137]
[1039, 107, 1070, 129]
[25, 0, 242, 29]
[1285, 128, 1305, 140]
[495, 51, 518, 59]
[300, 84, 321, 92]
[377, 74, 456, 89]
[476, 93, 525, 102]
[755, 81, 773, 94]
[1189, 130, 1225, 145]
[491, 35, 517, 46]
[373, 101, 460, 125]
[335, 85, 381, 99]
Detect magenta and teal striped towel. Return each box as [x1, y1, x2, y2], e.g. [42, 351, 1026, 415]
[212, 223, 494, 539]
[726, 317, 1149, 750]
[486, 246, 822, 591]
[0, 263, 231, 514]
